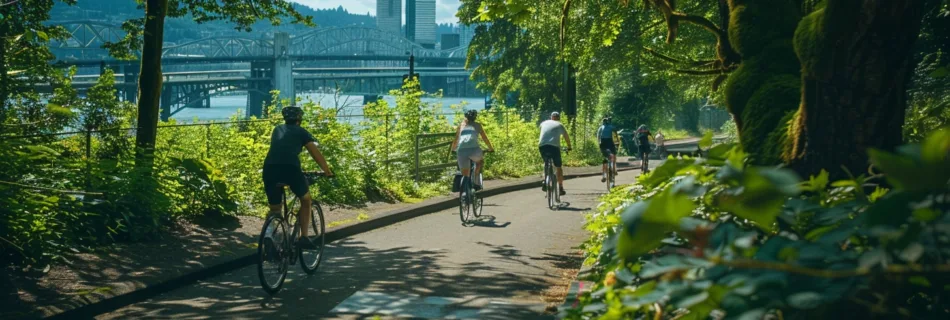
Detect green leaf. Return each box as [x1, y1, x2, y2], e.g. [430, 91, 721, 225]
[706, 143, 738, 166]
[719, 168, 799, 231]
[617, 189, 697, 260]
[787, 292, 824, 309]
[675, 291, 709, 309]
[698, 130, 714, 149]
[640, 158, 697, 189]
[640, 255, 713, 278]
[865, 192, 919, 226]
[929, 66, 949, 78]
[909, 276, 932, 287]
[36, 30, 49, 42]
[736, 308, 767, 320]
[869, 146, 948, 192]
[912, 208, 940, 222]
[800, 170, 829, 192]
[899, 243, 924, 262]
[858, 249, 886, 269]
[868, 187, 889, 203]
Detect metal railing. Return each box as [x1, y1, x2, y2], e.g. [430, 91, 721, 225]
[0, 109, 530, 192]
[413, 132, 456, 182]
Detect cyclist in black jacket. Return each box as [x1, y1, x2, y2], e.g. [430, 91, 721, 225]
[262, 106, 334, 249]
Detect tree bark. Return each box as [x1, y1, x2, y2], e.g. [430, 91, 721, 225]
[134, 0, 168, 160]
[790, 0, 930, 178]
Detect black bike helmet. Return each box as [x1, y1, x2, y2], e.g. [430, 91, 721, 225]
[602, 117, 612, 124]
[281, 106, 303, 121]
[464, 109, 478, 122]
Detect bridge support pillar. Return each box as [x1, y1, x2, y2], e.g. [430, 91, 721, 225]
[122, 63, 138, 103]
[272, 32, 295, 106]
[247, 61, 274, 118]
[160, 86, 172, 121]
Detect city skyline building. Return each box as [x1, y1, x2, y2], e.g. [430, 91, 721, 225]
[458, 23, 477, 48]
[406, 0, 436, 48]
[375, 0, 402, 35]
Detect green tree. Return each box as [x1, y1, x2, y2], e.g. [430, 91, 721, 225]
[105, 0, 314, 159]
[471, 0, 941, 178]
[0, 0, 76, 135]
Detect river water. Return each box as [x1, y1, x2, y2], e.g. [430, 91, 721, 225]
[171, 93, 486, 124]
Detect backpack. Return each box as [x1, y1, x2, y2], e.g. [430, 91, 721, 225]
[637, 130, 650, 146]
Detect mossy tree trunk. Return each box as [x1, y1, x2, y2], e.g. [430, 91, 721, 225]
[788, 0, 930, 178]
[722, 0, 802, 165]
[134, 0, 168, 161]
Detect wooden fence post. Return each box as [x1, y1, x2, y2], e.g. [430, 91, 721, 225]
[85, 129, 92, 191]
[205, 123, 211, 158]
[414, 135, 420, 182]
[385, 113, 390, 171]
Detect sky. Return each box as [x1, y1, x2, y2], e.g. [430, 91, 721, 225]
[291, 0, 462, 24]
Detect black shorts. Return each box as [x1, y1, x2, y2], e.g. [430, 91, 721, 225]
[539, 145, 563, 168]
[599, 139, 617, 163]
[262, 164, 309, 205]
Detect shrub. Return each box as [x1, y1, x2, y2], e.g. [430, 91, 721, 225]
[566, 128, 950, 319]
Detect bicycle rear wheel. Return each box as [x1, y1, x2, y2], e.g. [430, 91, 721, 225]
[546, 166, 556, 210]
[459, 178, 472, 224]
[607, 162, 615, 191]
[257, 215, 289, 295]
[298, 202, 326, 274]
[472, 172, 483, 218]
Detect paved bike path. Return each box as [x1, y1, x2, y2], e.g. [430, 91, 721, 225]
[97, 170, 645, 319]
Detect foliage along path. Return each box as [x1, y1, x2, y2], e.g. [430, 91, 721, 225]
[96, 167, 650, 319]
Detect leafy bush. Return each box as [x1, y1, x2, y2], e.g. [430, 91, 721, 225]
[567, 128, 950, 319]
[720, 117, 739, 144]
[0, 79, 603, 267]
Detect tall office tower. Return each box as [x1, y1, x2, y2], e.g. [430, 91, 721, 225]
[458, 23, 477, 48]
[441, 33, 461, 50]
[376, 0, 402, 35]
[406, 0, 436, 47]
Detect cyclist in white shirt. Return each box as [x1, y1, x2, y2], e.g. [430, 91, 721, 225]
[654, 130, 666, 157]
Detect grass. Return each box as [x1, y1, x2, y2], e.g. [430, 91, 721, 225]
[356, 212, 371, 221]
[327, 219, 355, 228]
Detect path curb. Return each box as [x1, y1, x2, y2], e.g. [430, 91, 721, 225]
[45, 167, 637, 319]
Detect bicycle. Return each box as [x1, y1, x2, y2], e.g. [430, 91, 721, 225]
[543, 148, 568, 210]
[639, 146, 652, 174]
[256, 171, 327, 295]
[457, 151, 490, 225]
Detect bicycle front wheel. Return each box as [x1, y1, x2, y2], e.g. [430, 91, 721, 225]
[299, 202, 326, 274]
[257, 215, 289, 295]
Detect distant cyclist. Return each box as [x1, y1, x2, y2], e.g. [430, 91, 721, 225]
[635, 124, 655, 172]
[596, 117, 619, 182]
[654, 129, 666, 158]
[450, 109, 496, 191]
[539, 112, 573, 195]
[262, 106, 334, 250]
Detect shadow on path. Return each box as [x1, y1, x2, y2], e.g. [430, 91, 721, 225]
[103, 238, 555, 319]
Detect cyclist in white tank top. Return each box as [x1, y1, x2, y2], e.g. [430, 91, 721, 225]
[450, 110, 495, 190]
